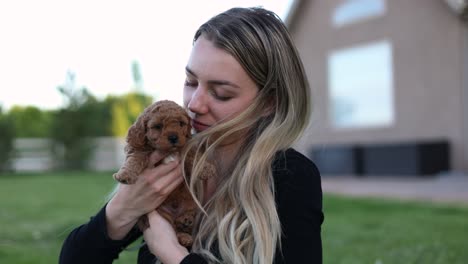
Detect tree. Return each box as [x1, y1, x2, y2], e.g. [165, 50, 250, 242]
[131, 60, 143, 91]
[108, 92, 153, 137]
[50, 70, 153, 169]
[50, 71, 96, 170]
[57, 71, 93, 110]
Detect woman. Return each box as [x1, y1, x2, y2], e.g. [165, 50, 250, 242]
[60, 7, 323, 264]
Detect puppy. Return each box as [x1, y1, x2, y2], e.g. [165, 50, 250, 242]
[114, 100, 191, 184]
[113, 100, 213, 247]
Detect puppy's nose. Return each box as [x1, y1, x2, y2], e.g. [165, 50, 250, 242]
[168, 134, 178, 144]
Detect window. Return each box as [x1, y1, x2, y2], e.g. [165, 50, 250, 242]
[332, 0, 386, 27]
[328, 40, 394, 129]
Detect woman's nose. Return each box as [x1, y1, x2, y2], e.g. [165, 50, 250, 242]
[187, 87, 209, 114]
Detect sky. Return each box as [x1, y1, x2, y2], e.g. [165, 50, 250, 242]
[0, 0, 293, 111]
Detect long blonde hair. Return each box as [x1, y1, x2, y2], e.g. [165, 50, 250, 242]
[183, 7, 310, 264]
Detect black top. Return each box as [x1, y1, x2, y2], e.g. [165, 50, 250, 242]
[59, 148, 324, 263]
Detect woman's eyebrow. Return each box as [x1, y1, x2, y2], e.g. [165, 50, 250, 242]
[208, 80, 239, 89]
[185, 66, 197, 77]
[185, 66, 240, 89]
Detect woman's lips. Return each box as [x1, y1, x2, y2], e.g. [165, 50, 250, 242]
[191, 120, 210, 132]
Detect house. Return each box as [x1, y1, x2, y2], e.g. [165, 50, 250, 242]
[286, 0, 468, 175]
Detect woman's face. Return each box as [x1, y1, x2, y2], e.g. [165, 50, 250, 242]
[183, 36, 258, 133]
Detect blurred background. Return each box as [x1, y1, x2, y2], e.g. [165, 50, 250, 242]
[292, 0, 468, 178]
[0, 0, 294, 172]
[0, 0, 467, 263]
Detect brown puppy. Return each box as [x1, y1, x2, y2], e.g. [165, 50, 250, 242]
[113, 100, 213, 247]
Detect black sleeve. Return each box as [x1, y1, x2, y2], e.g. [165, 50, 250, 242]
[180, 253, 209, 264]
[59, 204, 142, 264]
[273, 149, 324, 264]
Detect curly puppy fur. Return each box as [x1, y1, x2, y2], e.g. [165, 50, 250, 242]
[113, 100, 214, 248]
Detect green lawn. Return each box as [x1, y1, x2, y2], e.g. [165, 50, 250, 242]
[0, 172, 467, 264]
[323, 195, 468, 264]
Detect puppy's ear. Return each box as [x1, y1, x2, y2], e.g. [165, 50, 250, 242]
[184, 113, 192, 138]
[127, 107, 150, 149]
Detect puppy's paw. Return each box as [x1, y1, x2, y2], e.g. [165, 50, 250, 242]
[113, 172, 136, 184]
[199, 163, 216, 180]
[177, 232, 193, 248]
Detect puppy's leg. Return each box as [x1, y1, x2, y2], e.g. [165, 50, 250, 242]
[184, 149, 216, 181]
[113, 151, 150, 184]
[177, 232, 193, 248]
[174, 209, 196, 247]
[175, 209, 196, 233]
[200, 162, 216, 180]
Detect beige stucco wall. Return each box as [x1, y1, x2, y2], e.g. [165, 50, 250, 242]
[290, 0, 467, 172]
[463, 24, 468, 172]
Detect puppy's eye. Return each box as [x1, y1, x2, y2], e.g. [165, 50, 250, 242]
[179, 121, 186, 127]
[152, 124, 163, 130]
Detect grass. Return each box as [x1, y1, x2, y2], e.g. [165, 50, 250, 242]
[323, 195, 468, 264]
[0, 172, 467, 264]
[0, 171, 138, 264]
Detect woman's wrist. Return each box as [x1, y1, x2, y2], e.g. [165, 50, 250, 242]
[105, 196, 139, 240]
[156, 243, 189, 264]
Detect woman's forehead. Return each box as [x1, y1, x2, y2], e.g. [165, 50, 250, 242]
[188, 38, 243, 77]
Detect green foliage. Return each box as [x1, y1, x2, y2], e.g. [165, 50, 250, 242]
[50, 72, 97, 170]
[0, 107, 15, 171]
[107, 92, 153, 137]
[77, 96, 113, 137]
[56, 71, 93, 110]
[8, 105, 53, 138]
[50, 109, 95, 170]
[49, 71, 154, 170]
[2, 62, 154, 171]
[2, 87, 152, 142]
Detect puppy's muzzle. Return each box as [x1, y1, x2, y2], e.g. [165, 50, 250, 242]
[168, 134, 179, 145]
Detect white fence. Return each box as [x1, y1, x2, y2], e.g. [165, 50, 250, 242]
[88, 137, 126, 171]
[10, 137, 126, 172]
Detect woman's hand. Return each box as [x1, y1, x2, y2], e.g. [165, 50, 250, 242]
[143, 210, 189, 264]
[105, 151, 184, 240]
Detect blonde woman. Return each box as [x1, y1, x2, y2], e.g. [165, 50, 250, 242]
[60, 7, 323, 264]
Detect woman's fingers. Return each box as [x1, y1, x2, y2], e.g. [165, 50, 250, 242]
[133, 157, 183, 201]
[140, 158, 180, 184]
[147, 150, 166, 168]
[152, 169, 184, 196]
[144, 210, 179, 242]
[149, 165, 184, 203]
[106, 153, 184, 240]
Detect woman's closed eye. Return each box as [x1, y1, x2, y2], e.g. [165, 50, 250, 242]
[184, 77, 234, 101]
[207, 88, 233, 101]
[184, 79, 198, 87]
[210, 87, 235, 101]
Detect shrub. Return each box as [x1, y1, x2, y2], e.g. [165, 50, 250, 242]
[8, 105, 53, 138]
[0, 108, 15, 172]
